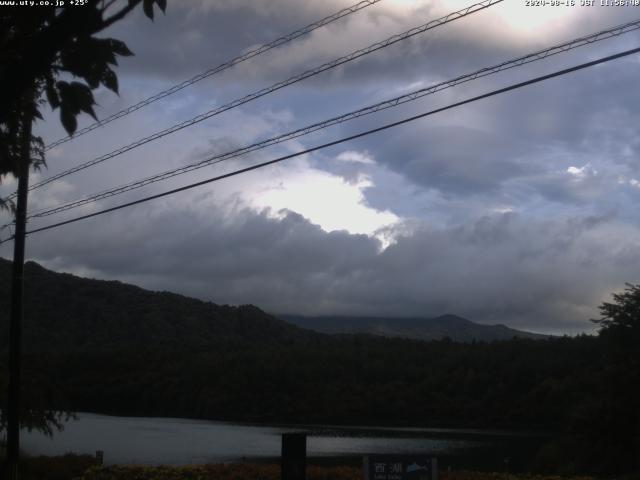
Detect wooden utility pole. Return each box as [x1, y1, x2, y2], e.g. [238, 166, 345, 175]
[6, 111, 32, 480]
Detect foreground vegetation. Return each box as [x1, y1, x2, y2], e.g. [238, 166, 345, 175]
[0, 451, 96, 480]
[76, 464, 604, 480]
[6, 458, 606, 480]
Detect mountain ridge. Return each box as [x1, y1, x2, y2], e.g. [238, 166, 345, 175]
[0, 258, 316, 352]
[279, 313, 549, 342]
[1, 258, 547, 350]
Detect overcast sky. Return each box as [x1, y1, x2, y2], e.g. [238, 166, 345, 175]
[2, 0, 640, 334]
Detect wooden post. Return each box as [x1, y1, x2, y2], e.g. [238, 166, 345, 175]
[6, 111, 32, 480]
[281, 433, 306, 480]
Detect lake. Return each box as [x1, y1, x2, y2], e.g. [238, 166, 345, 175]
[21, 413, 548, 471]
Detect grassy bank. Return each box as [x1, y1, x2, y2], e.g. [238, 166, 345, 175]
[9, 453, 97, 480]
[5, 452, 631, 480]
[76, 465, 601, 480]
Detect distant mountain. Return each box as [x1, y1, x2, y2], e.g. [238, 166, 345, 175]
[279, 314, 549, 342]
[0, 258, 315, 353]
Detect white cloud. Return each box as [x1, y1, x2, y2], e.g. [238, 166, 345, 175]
[336, 150, 376, 164]
[567, 164, 597, 180]
[249, 166, 399, 242]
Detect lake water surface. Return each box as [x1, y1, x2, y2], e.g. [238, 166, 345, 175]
[21, 413, 546, 470]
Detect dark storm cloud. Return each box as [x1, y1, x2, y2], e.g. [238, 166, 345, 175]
[103, 0, 525, 89]
[105, 0, 401, 82]
[12, 194, 639, 335]
[370, 124, 530, 195]
[103, 0, 640, 95]
[320, 43, 640, 209]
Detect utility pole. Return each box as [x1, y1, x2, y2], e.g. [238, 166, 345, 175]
[6, 110, 32, 480]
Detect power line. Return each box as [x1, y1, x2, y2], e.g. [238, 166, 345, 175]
[4, 45, 636, 244]
[43, 0, 385, 151]
[26, 17, 640, 220]
[23, 0, 502, 196]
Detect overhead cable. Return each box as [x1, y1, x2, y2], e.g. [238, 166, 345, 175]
[44, 0, 385, 151]
[24, 0, 502, 196]
[27, 17, 640, 220]
[3, 45, 635, 244]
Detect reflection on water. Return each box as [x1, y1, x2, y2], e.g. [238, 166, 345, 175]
[21, 413, 541, 468]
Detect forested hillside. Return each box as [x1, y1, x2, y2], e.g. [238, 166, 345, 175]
[0, 259, 315, 352]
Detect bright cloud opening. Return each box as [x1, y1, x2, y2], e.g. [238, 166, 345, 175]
[336, 150, 376, 164]
[567, 164, 597, 180]
[251, 169, 399, 242]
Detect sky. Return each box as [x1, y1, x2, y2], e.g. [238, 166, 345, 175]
[2, 0, 640, 335]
